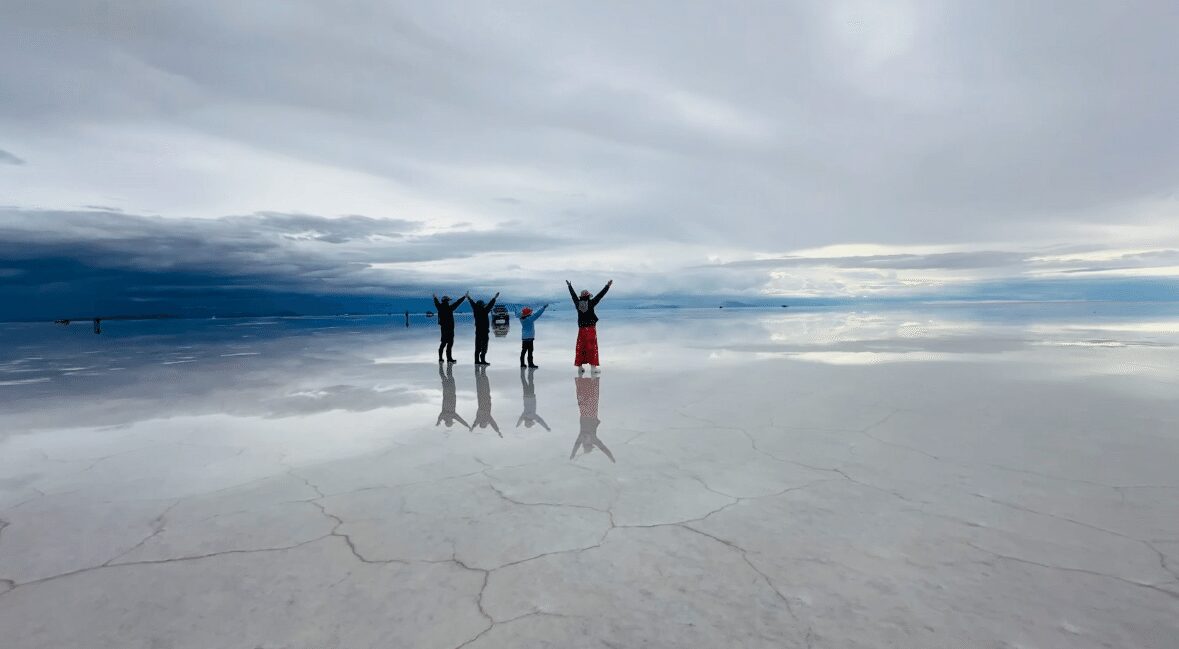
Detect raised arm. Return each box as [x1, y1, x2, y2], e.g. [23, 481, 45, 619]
[591, 280, 613, 305]
[532, 304, 549, 320]
[567, 280, 577, 301]
[433, 294, 441, 309]
[487, 292, 499, 309]
[594, 437, 616, 463]
[533, 414, 550, 431]
[452, 294, 468, 309]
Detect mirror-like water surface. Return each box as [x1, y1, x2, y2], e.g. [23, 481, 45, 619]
[2, 304, 1177, 648]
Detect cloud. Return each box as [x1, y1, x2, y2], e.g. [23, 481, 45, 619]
[0, 2, 1177, 313]
[0, 204, 1176, 320]
[0, 148, 24, 165]
[2, 3, 1177, 246]
[704, 251, 1030, 271]
[683, 244, 1179, 299]
[0, 207, 587, 318]
[0, 207, 567, 275]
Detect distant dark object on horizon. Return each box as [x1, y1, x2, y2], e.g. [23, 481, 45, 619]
[93, 318, 102, 334]
[426, 311, 435, 318]
[51, 313, 182, 323]
[782, 304, 789, 308]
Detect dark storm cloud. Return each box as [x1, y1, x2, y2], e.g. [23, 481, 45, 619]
[0, 207, 573, 293]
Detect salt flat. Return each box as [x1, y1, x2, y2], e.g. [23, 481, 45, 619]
[1, 304, 1177, 648]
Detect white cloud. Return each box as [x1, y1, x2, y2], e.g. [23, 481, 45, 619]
[1, 1, 1177, 298]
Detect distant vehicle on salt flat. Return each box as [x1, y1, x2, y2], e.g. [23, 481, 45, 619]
[492, 305, 510, 327]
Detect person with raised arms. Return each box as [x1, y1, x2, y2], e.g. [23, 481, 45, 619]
[469, 291, 500, 365]
[515, 302, 549, 368]
[566, 279, 612, 374]
[432, 291, 468, 363]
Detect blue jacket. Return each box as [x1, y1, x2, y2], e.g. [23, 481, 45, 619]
[515, 304, 548, 339]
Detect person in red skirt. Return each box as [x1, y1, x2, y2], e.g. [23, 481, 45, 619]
[566, 278, 612, 374]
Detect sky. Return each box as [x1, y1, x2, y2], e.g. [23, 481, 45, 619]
[1, 1, 1177, 318]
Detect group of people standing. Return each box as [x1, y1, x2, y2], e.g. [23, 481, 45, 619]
[432, 279, 612, 372]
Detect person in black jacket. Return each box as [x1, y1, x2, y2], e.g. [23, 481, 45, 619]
[567, 279, 612, 372]
[469, 291, 500, 365]
[433, 292, 469, 363]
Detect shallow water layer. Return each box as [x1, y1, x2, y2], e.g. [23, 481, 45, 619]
[1, 304, 1178, 648]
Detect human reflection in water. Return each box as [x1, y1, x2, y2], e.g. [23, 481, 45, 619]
[470, 365, 501, 436]
[570, 375, 614, 462]
[435, 363, 470, 429]
[516, 367, 550, 431]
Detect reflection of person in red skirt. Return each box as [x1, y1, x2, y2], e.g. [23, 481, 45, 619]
[566, 279, 612, 374]
[571, 375, 614, 462]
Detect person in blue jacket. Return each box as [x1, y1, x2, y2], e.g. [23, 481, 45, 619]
[515, 303, 549, 368]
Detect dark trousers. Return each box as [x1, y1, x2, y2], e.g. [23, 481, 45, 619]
[520, 338, 535, 366]
[475, 331, 489, 363]
[439, 329, 455, 361]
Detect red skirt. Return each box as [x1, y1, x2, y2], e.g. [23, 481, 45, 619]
[574, 326, 599, 366]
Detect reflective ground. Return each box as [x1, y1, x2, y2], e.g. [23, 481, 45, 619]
[1, 304, 1177, 648]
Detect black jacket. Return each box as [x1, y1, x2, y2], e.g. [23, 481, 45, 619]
[433, 295, 467, 329]
[470, 295, 498, 332]
[569, 282, 610, 327]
